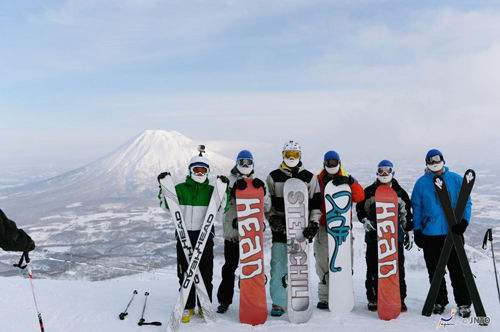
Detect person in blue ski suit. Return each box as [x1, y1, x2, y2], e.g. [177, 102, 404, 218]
[411, 149, 472, 318]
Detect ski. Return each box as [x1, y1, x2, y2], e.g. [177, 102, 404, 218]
[235, 178, 268, 325]
[427, 170, 487, 322]
[284, 178, 312, 324]
[421, 169, 476, 317]
[158, 172, 214, 323]
[324, 181, 354, 313]
[375, 185, 400, 320]
[166, 176, 227, 332]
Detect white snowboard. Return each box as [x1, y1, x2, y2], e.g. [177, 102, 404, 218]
[284, 178, 312, 324]
[324, 181, 354, 313]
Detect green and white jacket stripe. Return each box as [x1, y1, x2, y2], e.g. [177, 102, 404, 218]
[159, 176, 230, 231]
[223, 167, 271, 241]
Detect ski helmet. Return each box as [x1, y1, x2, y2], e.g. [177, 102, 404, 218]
[282, 140, 301, 168]
[425, 149, 445, 173]
[324, 150, 341, 175]
[377, 159, 394, 184]
[236, 149, 254, 175]
[188, 148, 210, 183]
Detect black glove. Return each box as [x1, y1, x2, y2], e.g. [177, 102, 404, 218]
[218, 175, 229, 184]
[231, 178, 247, 197]
[332, 176, 349, 186]
[232, 218, 238, 230]
[157, 172, 169, 181]
[414, 230, 425, 249]
[452, 219, 468, 235]
[347, 175, 355, 185]
[252, 178, 266, 195]
[302, 222, 319, 243]
[269, 215, 285, 234]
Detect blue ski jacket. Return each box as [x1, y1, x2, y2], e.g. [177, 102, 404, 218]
[411, 167, 472, 236]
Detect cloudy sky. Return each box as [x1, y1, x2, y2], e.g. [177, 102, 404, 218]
[2, 0, 500, 170]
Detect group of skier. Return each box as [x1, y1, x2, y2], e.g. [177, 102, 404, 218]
[159, 141, 475, 324]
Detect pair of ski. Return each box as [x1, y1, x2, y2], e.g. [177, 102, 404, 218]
[422, 170, 487, 321]
[158, 173, 227, 332]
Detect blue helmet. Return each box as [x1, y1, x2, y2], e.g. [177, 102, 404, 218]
[236, 149, 253, 161]
[425, 149, 444, 163]
[324, 150, 340, 162]
[377, 159, 394, 168]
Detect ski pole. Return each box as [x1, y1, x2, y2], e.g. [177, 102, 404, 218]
[119, 290, 138, 320]
[138, 292, 162, 326]
[14, 252, 45, 332]
[483, 228, 500, 303]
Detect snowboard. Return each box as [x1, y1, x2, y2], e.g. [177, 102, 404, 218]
[324, 182, 354, 313]
[235, 178, 268, 325]
[422, 169, 476, 317]
[375, 185, 401, 321]
[158, 173, 214, 323]
[284, 178, 312, 324]
[167, 176, 228, 332]
[427, 170, 487, 322]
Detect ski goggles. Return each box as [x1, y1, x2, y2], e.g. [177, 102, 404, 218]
[191, 166, 208, 175]
[377, 166, 393, 176]
[237, 158, 253, 167]
[426, 154, 443, 164]
[324, 159, 340, 168]
[283, 150, 301, 159]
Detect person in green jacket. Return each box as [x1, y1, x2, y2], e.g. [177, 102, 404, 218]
[158, 151, 229, 323]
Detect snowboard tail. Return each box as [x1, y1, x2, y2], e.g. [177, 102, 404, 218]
[236, 178, 268, 325]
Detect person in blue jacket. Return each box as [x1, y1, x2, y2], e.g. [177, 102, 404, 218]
[411, 149, 472, 318]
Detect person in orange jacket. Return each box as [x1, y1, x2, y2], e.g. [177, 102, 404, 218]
[314, 150, 365, 309]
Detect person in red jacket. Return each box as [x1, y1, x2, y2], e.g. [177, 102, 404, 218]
[314, 150, 365, 309]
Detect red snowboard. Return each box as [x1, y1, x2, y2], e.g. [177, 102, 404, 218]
[235, 178, 267, 325]
[375, 185, 401, 320]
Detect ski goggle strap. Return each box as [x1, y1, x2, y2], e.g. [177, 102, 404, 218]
[426, 154, 443, 164]
[237, 158, 253, 167]
[377, 166, 393, 176]
[324, 159, 340, 168]
[283, 150, 300, 159]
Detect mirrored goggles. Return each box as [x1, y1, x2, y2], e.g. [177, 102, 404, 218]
[377, 167, 393, 176]
[283, 150, 301, 159]
[191, 166, 208, 175]
[237, 158, 253, 167]
[426, 154, 443, 164]
[324, 159, 340, 168]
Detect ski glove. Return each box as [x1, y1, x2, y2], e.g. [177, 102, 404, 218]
[269, 215, 286, 234]
[231, 178, 247, 197]
[414, 230, 425, 249]
[302, 221, 319, 243]
[404, 231, 414, 251]
[452, 218, 468, 235]
[218, 175, 230, 184]
[252, 178, 266, 195]
[362, 218, 376, 233]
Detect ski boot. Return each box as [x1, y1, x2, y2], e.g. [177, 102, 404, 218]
[458, 305, 471, 318]
[367, 301, 377, 312]
[270, 305, 285, 317]
[217, 304, 229, 314]
[432, 304, 446, 315]
[401, 301, 407, 312]
[181, 309, 194, 323]
[317, 301, 329, 310]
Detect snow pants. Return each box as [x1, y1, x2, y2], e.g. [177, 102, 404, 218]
[270, 242, 288, 308]
[422, 235, 471, 306]
[314, 226, 330, 302]
[216, 239, 239, 306]
[365, 240, 407, 303]
[176, 230, 214, 309]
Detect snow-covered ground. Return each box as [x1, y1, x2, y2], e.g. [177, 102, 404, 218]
[1, 224, 498, 332]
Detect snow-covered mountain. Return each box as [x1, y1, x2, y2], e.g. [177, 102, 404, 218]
[0, 130, 233, 222]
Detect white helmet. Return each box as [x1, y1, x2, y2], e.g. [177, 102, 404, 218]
[188, 149, 210, 183]
[282, 140, 301, 168]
